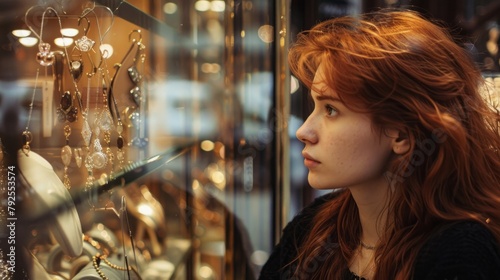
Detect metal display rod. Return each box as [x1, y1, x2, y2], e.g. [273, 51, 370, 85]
[96, 0, 178, 39]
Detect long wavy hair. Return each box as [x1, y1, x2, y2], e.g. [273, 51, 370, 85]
[288, 10, 500, 279]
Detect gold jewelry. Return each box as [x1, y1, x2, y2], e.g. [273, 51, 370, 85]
[360, 241, 377, 250]
[83, 235, 110, 256]
[100, 76, 114, 170]
[101, 256, 130, 271]
[354, 243, 376, 280]
[116, 121, 125, 170]
[92, 253, 131, 280]
[61, 124, 72, 189]
[92, 254, 108, 280]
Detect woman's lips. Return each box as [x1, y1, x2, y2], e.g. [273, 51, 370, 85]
[302, 152, 320, 168]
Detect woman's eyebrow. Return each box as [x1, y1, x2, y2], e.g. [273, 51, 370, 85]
[315, 94, 342, 103]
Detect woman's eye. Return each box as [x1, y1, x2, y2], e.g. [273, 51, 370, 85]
[325, 105, 338, 116]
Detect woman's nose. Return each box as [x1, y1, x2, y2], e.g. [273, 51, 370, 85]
[296, 116, 318, 144]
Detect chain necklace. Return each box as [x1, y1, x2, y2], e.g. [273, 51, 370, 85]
[360, 241, 377, 250]
[92, 253, 132, 280]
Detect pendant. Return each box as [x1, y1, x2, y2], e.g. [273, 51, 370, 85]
[36, 42, 55, 66]
[75, 36, 95, 52]
[128, 65, 142, 84]
[130, 86, 141, 106]
[70, 60, 84, 82]
[91, 151, 107, 169]
[61, 145, 72, 166]
[81, 119, 92, 147]
[74, 148, 83, 168]
[90, 138, 107, 170]
[99, 110, 114, 132]
[57, 91, 78, 123]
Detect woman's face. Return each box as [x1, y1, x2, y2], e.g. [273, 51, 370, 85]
[296, 66, 395, 190]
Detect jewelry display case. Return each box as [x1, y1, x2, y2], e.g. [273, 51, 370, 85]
[0, 0, 290, 279]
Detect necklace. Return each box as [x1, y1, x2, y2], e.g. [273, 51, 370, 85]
[92, 253, 131, 280]
[92, 254, 109, 280]
[360, 241, 377, 250]
[350, 240, 377, 280]
[22, 68, 40, 155]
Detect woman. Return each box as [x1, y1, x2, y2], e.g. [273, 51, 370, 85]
[259, 10, 500, 280]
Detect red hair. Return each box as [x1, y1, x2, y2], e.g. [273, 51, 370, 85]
[289, 10, 500, 279]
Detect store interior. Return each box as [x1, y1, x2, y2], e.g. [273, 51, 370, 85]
[0, 0, 499, 279]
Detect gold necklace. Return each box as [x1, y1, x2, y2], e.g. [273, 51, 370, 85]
[355, 245, 376, 280]
[84, 235, 111, 255]
[92, 254, 109, 280]
[102, 255, 130, 271]
[360, 241, 377, 250]
[92, 253, 131, 280]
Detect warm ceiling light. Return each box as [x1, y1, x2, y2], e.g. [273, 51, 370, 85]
[54, 37, 73, 47]
[60, 28, 79, 37]
[195, 0, 210, 12]
[258, 25, 274, 43]
[19, 37, 38, 47]
[163, 2, 177, 14]
[211, 1, 225, 12]
[200, 140, 215, 151]
[12, 29, 31, 37]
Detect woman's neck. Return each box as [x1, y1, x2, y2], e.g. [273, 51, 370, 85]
[348, 177, 390, 279]
[349, 176, 390, 246]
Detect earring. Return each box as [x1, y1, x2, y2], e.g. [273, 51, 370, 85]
[75, 36, 95, 53]
[74, 148, 83, 168]
[61, 125, 72, 189]
[129, 86, 141, 107]
[127, 65, 142, 84]
[36, 42, 55, 66]
[75, 16, 95, 52]
[127, 30, 145, 108]
[34, 8, 56, 67]
[57, 91, 78, 123]
[70, 51, 84, 82]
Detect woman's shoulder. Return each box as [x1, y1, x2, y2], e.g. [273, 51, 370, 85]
[420, 220, 498, 252]
[414, 221, 500, 279]
[258, 191, 344, 280]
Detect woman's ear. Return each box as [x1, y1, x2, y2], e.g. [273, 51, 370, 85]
[392, 130, 410, 155]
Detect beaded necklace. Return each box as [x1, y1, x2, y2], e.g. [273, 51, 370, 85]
[92, 253, 131, 280]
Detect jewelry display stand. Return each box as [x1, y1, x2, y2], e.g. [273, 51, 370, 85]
[18, 149, 83, 257]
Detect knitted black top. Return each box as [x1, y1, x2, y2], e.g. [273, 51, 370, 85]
[258, 192, 500, 280]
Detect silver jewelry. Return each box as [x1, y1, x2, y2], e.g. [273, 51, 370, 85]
[75, 17, 95, 52]
[22, 68, 40, 155]
[36, 42, 55, 66]
[70, 53, 84, 82]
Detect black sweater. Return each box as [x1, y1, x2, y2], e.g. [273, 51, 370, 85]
[259, 192, 500, 280]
